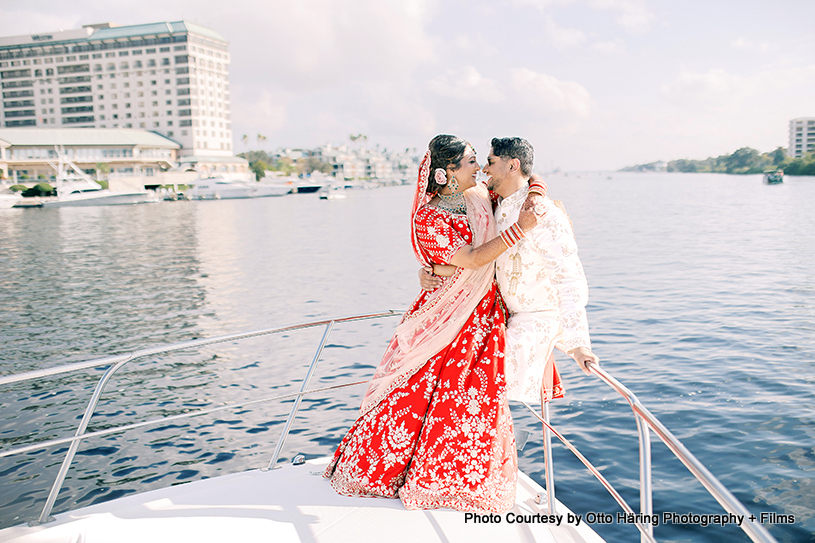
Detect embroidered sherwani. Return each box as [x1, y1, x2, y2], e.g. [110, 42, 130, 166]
[495, 185, 591, 403]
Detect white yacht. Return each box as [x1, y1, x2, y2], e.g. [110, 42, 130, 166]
[0, 312, 778, 543]
[41, 152, 156, 208]
[185, 176, 292, 200]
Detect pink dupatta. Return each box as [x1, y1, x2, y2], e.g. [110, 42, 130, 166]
[360, 153, 498, 414]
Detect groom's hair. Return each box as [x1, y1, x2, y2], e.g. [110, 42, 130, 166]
[491, 137, 533, 176]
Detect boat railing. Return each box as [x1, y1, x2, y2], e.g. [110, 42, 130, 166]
[0, 312, 777, 543]
[524, 361, 777, 543]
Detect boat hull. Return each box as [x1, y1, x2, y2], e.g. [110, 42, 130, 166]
[41, 192, 157, 207]
[186, 184, 291, 200]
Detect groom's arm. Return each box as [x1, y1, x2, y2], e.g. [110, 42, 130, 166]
[534, 203, 598, 373]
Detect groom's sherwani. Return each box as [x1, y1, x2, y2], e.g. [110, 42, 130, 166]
[495, 185, 591, 403]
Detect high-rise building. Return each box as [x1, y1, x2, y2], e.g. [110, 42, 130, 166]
[0, 21, 233, 162]
[788, 117, 815, 158]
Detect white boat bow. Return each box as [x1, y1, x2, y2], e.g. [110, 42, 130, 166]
[0, 459, 604, 543]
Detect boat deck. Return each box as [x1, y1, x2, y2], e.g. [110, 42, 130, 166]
[0, 459, 605, 543]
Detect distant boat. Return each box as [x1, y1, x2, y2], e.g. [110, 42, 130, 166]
[318, 185, 347, 200]
[42, 151, 157, 208]
[185, 176, 292, 200]
[763, 170, 784, 184]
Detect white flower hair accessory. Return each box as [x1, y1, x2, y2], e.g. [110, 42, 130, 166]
[434, 168, 447, 186]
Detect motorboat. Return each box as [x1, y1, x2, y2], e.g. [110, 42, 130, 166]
[185, 176, 292, 200]
[0, 312, 778, 543]
[317, 185, 347, 200]
[762, 170, 783, 184]
[40, 151, 157, 208]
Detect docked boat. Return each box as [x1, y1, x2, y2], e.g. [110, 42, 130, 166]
[763, 170, 783, 184]
[185, 176, 292, 200]
[40, 153, 157, 208]
[0, 312, 778, 543]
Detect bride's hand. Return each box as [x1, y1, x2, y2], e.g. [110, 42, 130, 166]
[517, 206, 539, 232]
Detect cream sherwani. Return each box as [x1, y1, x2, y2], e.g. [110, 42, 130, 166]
[495, 185, 591, 403]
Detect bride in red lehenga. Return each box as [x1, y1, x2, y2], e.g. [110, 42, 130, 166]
[324, 135, 543, 512]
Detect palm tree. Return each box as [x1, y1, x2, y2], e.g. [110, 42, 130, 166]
[241, 134, 249, 148]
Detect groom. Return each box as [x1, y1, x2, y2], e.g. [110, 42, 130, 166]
[422, 137, 598, 403]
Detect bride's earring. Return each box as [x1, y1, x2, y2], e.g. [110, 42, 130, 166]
[449, 174, 459, 193]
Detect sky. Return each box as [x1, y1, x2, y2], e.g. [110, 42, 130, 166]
[1, 0, 814, 171]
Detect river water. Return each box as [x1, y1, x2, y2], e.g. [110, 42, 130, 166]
[0, 172, 813, 542]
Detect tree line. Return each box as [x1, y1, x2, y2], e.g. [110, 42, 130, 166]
[621, 147, 815, 176]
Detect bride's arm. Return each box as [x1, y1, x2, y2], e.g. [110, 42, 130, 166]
[448, 205, 538, 269]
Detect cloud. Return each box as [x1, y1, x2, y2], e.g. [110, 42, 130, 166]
[426, 66, 505, 103]
[592, 39, 625, 54]
[228, 0, 437, 92]
[0, 5, 82, 36]
[730, 37, 773, 54]
[515, 0, 575, 11]
[231, 89, 290, 136]
[590, 0, 653, 32]
[509, 68, 592, 120]
[545, 16, 587, 49]
[660, 69, 744, 108]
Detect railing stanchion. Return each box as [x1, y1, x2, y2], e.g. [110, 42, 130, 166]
[33, 359, 129, 526]
[265, 321, 335, 471]
[636, 415, 653, 543]
[542, 399, 556, 515]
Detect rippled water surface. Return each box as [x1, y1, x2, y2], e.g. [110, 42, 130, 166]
[0, 173, 813, 542]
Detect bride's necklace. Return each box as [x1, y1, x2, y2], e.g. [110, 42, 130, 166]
[436, 191, 467, 215]
[436, 175, 467, 214]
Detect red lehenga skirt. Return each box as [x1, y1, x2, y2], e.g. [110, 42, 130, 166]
[323, 281, 517, 512]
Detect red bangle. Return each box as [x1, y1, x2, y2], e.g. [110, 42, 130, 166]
[529, 180, 547, 196]
[500, 222, 526, 248]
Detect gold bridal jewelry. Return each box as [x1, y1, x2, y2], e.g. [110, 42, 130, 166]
[437, 175, 467, 214]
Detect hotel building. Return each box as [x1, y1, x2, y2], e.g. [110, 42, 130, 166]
[0, 21, 238, 173]
[788, 117, 815, 158]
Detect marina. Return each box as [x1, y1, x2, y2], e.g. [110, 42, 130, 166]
[0, 172, 813, 542]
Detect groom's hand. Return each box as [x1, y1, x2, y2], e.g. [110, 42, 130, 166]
[419, 266, 442, 291]
[568, 346, 599, 375]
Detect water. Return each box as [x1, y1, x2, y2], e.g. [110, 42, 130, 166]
[0, 173, 813, 542]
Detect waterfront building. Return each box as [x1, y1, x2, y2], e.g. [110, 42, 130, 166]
[301, 143, 419, 181]
[0, 127, 180, 181]
[0, 21, 239, 174]
[788, 117, 815, 158]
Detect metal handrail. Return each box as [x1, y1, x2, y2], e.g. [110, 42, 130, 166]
[580, 361, 777, 543]
[0, 380, 367, 461]
[266, 320, 334, 471]
[523, 402, 658, 543]
[0, 310, 402, 525]
[0, 310, 403, 388]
